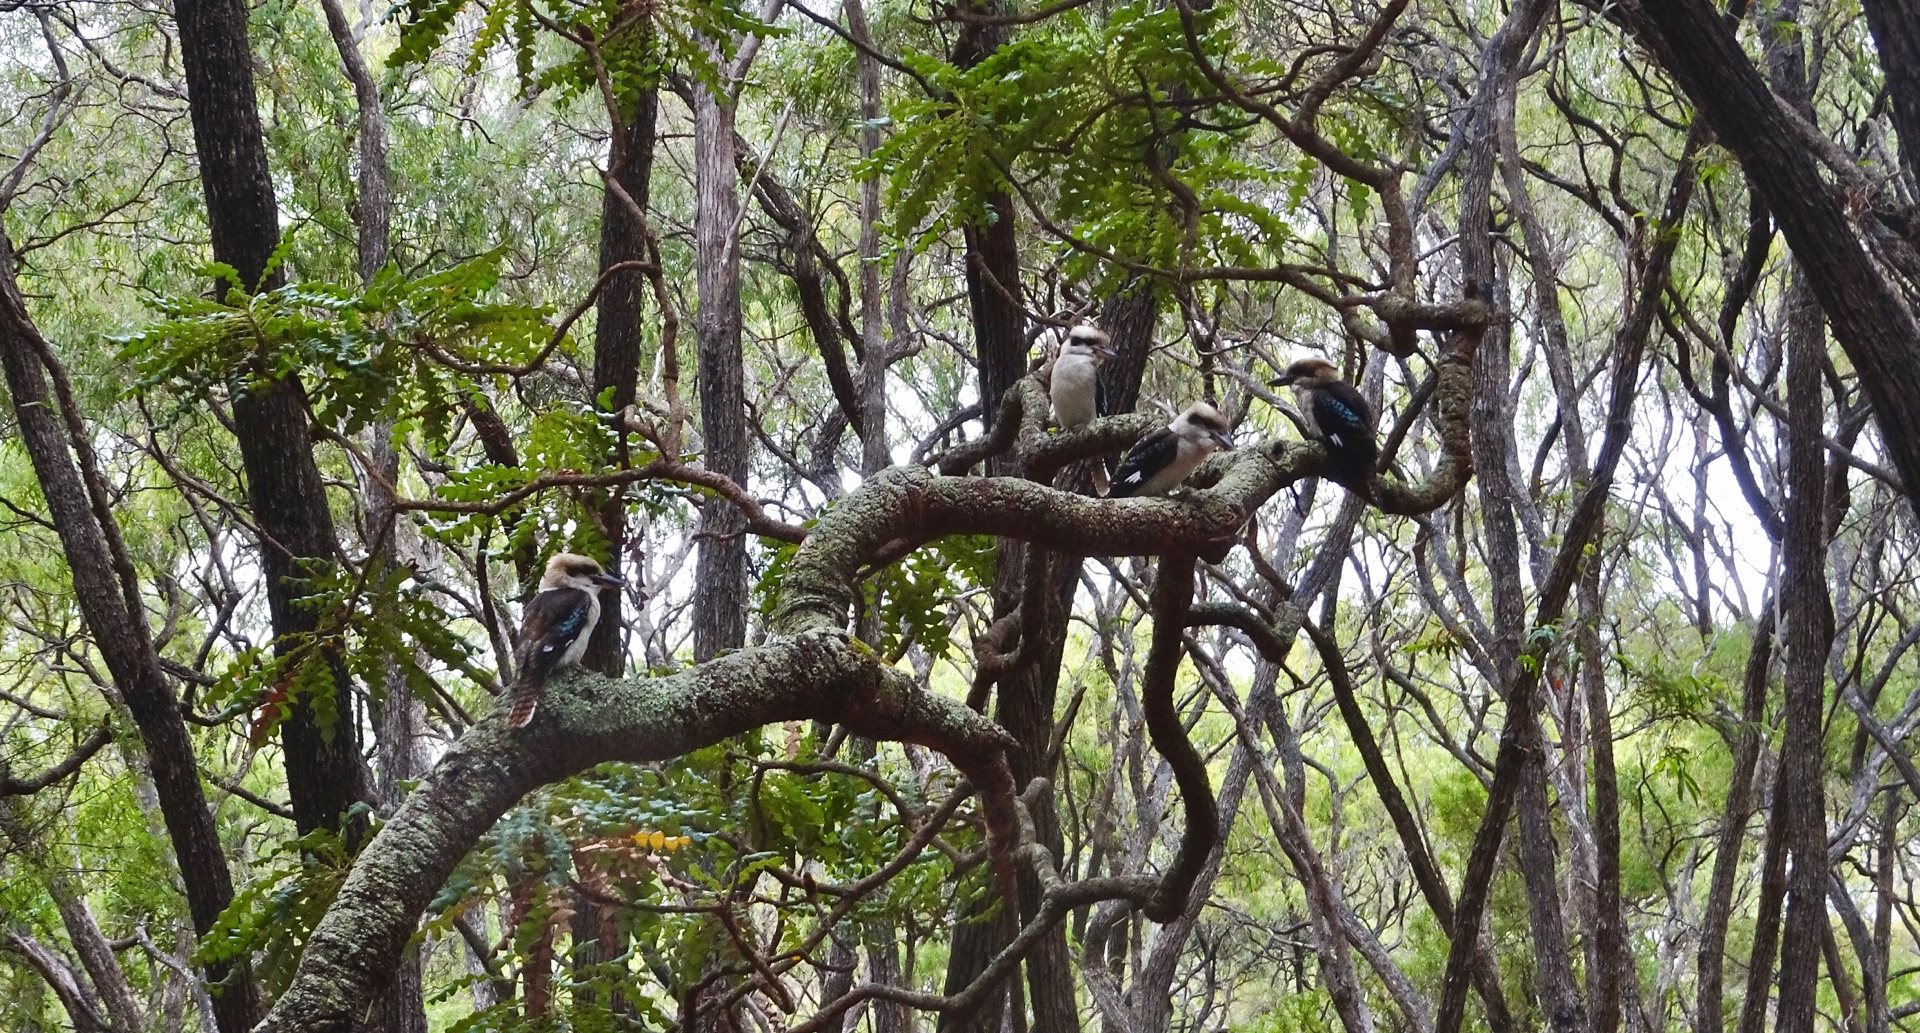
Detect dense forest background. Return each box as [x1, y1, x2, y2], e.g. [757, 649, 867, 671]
[0, 0, 1917, 1030]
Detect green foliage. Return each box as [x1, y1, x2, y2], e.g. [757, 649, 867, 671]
[115, 250, 552, 443]
[869, 534, 997, 659]
[199, 559, 489, 741]
[390, 0, 779, 102]
[1619, 654, 1727, 726]
[196, 805, 374, 993]
[873, 0, 1297, 273]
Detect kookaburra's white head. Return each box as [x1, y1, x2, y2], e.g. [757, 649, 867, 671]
[1270, 357, 1343, 388]
[1062, 323, 1117, 362]
[1173, 402, 1236, 453]
[538, 552, 626, 593]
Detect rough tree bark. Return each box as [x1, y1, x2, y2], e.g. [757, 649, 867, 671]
[314, 5, 430, 1028]
[1775, 271, 1832, 1033]
[585, 83, 658, 675]
[933, 4, 1083, 1029]
[174, 0, 369, 839]
[1860, 0, 1920, 181]
[1469, 252, 1584, 1033]
[692, 70, 751, 665]
[686, 46, 753, 1033]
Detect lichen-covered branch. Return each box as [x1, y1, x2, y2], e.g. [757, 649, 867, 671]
[254, 639, 1014, 1033]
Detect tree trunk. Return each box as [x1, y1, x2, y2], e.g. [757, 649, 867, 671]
[1469, 250, 1582, 1033]
[1695, 612, 1775, 1033]
[174, 0, 370, 840]
[1775, 271, 1830, 1033]
[317, 6, 429, 1027]
[934, 4, 1055, 1027]
[1860, 0, 1920, 179]
[586, 83, 658, 675]
[574, 79, 659, 1024]
[691, 71, 750, 664]
[685, 56, 751, 1033]
[38, 847, 145, 1033]
[5, 930, 112, 1033]
[1735, 762, 1792, 1033]
[1579, 559, 1628, 1033]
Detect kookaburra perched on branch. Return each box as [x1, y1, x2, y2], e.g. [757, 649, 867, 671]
[1050, 323, 1118, 493]
[1271, 357, 1376, 498]
[507, 552, 625, 728]
[1108, 401, 1235, 497]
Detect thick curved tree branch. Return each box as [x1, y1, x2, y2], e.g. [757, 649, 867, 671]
[256, 313, 1485, 1031]
[255, 640, 1015, 1033]
[1140, 554, 1213, 922]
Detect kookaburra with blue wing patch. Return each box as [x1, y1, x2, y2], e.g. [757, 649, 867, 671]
[1050, 323, 1118, 493]
[1108, 402, 1235, 498]
[507, 552, 625, 728]
[1272, 357, 1376, 498]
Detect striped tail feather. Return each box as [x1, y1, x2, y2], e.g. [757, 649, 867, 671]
[507, 675, 542, 729]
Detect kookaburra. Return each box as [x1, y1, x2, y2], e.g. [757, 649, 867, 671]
[1051, 323, 1118, 493]
[1271, 357, 1376, 497]
[1108, 401, 1235, 497]
[507, 552, 625, 728]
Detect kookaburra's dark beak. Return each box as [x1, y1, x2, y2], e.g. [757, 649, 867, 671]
[1212, 430, 1235, 451]
[1269, 373, 1296, 388]
[592, 572, 626, 589]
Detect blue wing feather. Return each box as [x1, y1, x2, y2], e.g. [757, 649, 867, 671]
[1308, 382, 1377, 494]
[516, 587, 594, 682]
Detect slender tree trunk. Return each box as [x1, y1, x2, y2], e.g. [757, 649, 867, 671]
[315, 7, 429, 1028]
[934, 5, 1050, 1027]
[14, 814, 148, 1033]
[174, 0, 370, 840]
[5, 930, 112, 1033]
[1695, 612, 1775, 1033]
[841, 3, 909, 1024]
[684, 53, 751, 1033]
[1870, 797, 1898, 1033]
[585, 83, 658, 674]
[1580, 559, 1628, 1033]
[1859, 0, 1920, 179]
[691, 70, 750, 665]
[1775, 271, 1830, 1033]
[318, 0, 389, 285]
[1469, 254, 1582, 1033]
[1735, 761, 1792, 1033]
